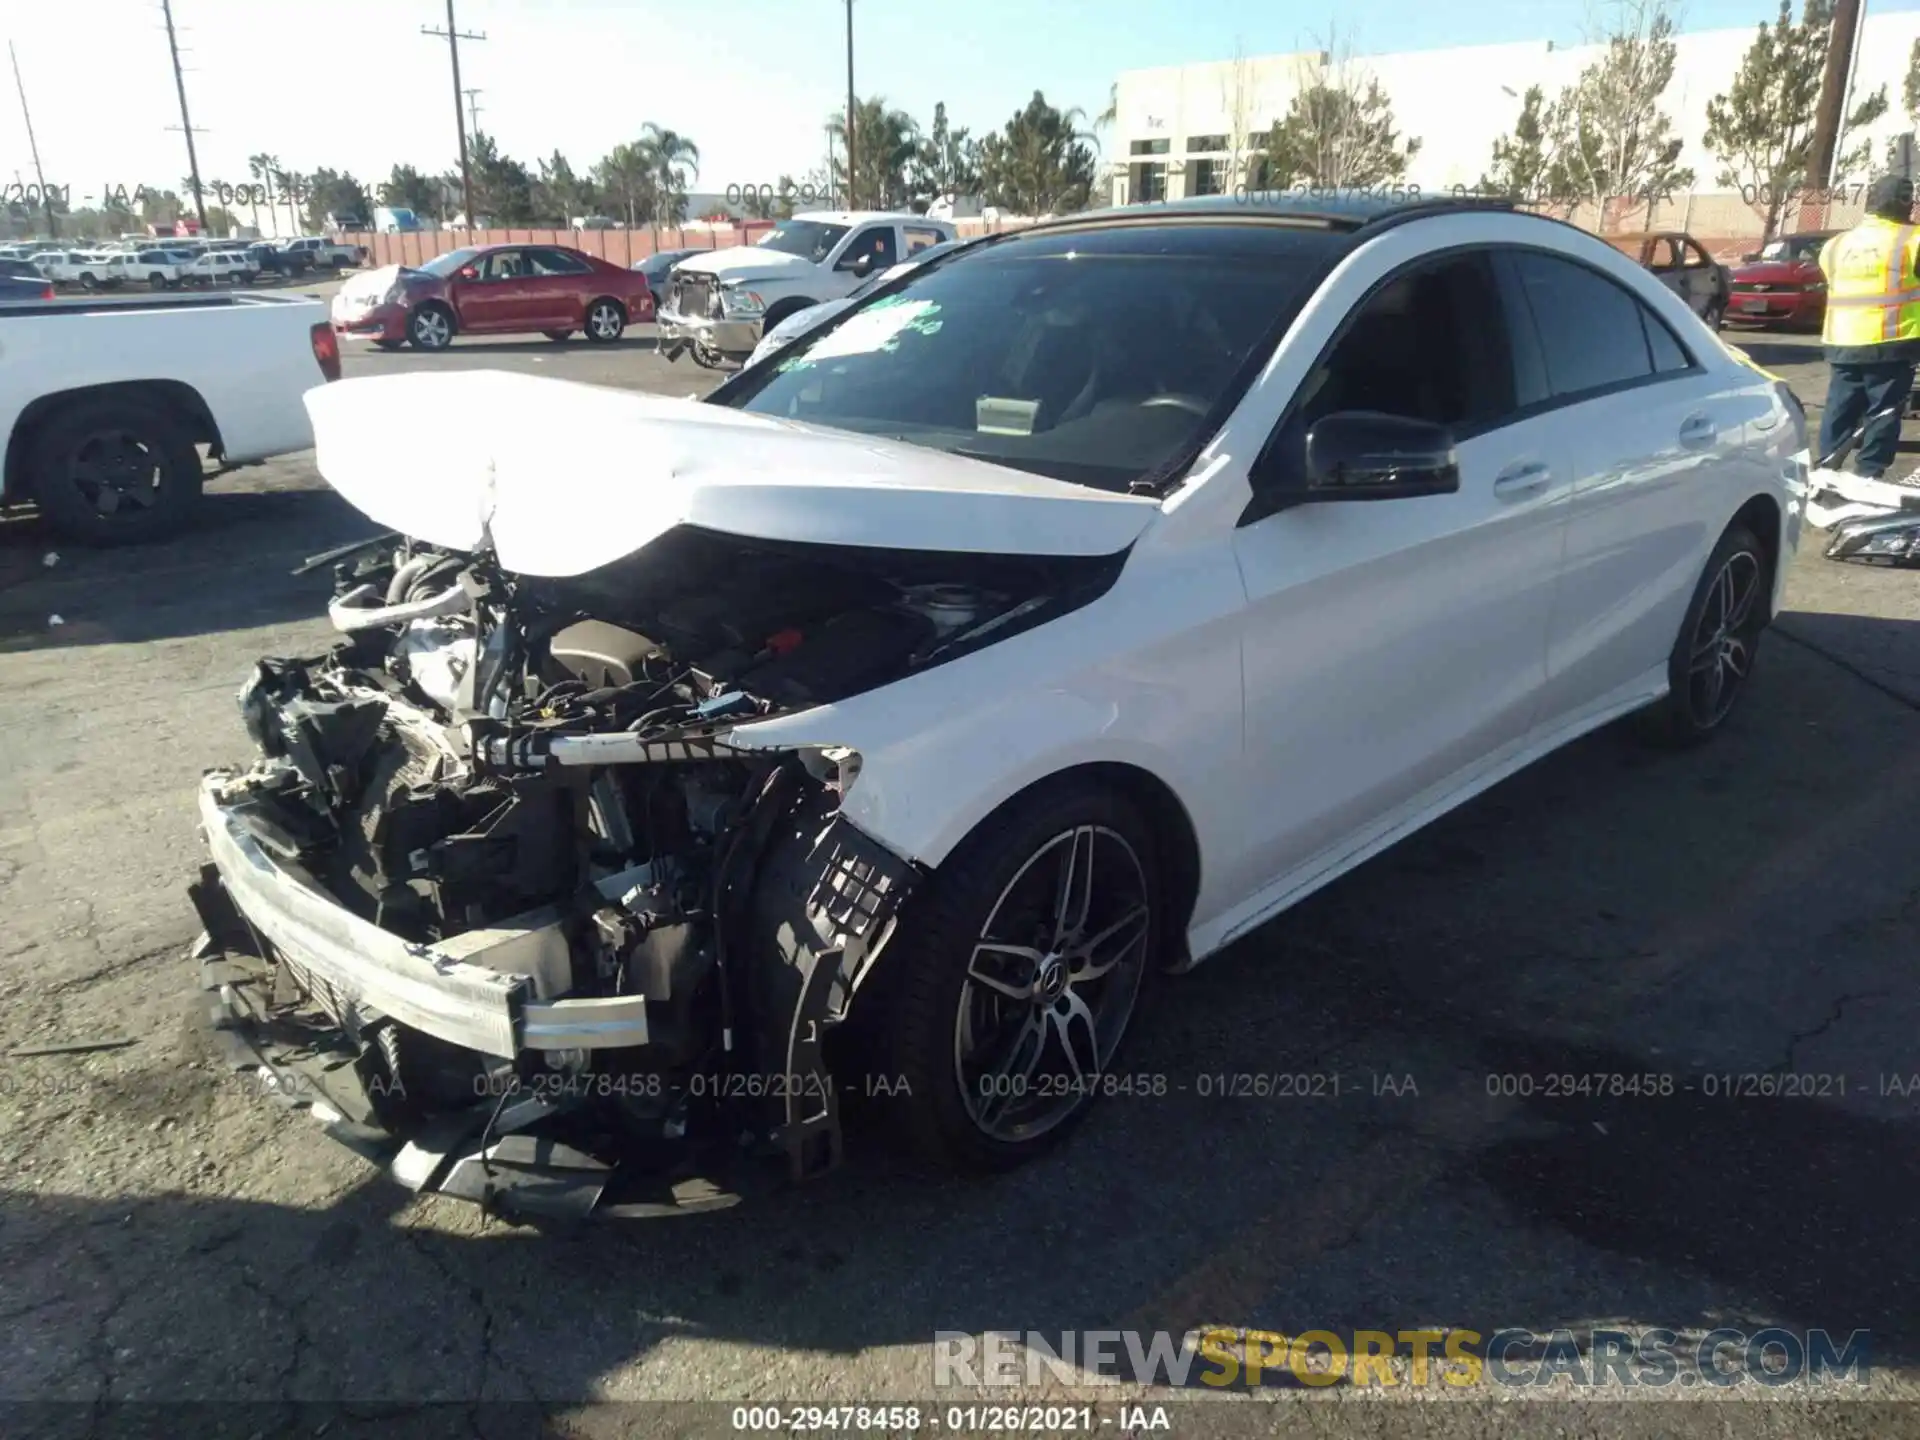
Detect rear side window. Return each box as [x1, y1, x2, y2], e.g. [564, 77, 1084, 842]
[525, 247, 592, 275]
[1508, 251, 1659, 399]
[1645, 311, 1691, 372]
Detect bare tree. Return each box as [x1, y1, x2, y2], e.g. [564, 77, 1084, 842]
[1543, 0, 1695, 219]
[1258, 28, 1420, 189]
[1220, 40, 1260, 193]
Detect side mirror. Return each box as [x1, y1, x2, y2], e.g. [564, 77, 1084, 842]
[846, 253, 874, 276]
[1303, 412, 1460, 502]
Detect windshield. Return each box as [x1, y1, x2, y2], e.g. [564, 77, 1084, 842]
[1759, 236, 1822, 261]
[718, 223, 1340, 492]
[755, 220, 850, 262]
[417, 247, 482, 277]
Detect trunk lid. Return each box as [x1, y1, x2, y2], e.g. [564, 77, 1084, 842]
[303, 371, 1161, 577]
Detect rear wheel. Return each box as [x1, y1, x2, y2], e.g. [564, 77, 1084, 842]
[1632, 522, 1770, 747]
[408, 303, 455, 350]
[879, 779, 1162, 1172]
[25, 397, 204, 546]
[79, 272, 99, 291]
[584, 298, 626, 343]
[148, 273, 169, 291]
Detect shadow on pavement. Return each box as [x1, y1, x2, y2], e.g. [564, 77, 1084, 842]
[0, 484, 375, 651]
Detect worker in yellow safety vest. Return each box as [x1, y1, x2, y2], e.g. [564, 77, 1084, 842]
[1817, 174, 1920, 484]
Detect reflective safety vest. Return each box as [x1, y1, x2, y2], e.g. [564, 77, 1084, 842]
[1821, 217, 1920, 346]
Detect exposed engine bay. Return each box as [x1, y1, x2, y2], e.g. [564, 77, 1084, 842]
[188, 522, 1121, 1219]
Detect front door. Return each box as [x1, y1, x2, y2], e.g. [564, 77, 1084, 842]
[1229, 249, 1572, 902]
[833, 225, 899, 293]
[455, 249, 536, 330]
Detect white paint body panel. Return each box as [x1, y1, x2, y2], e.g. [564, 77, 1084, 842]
[0, 293, 329, 500]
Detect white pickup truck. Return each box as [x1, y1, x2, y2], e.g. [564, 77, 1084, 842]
[1, 292, 339, 544]
[658, 210, 955, 367]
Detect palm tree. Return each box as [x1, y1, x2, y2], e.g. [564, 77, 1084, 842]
[273, 168, 301, 236]
[248, 154, 279, 234]
[594, 142, 658, 231]
[637, 124, 700, 244]
[828, 98, 919, 209]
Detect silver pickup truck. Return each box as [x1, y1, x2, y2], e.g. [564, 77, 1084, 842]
[0, 291, 338, 544]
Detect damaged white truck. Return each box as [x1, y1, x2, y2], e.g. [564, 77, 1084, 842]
[187, 197, 1801, 1219]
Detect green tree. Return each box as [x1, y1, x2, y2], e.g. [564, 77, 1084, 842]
[534, 150, 598, 224]
[830, 97, 920, 209]
[302, 169, 371, 231]
[1259, 70, 1420, 188]
[247, 153, 282, 234]
[639, 123, 700, 237]
[1482, 85, 1555, 203]
[1543, 0, 1695, 210]
[594, 141, 658, 230]
[1706, 0, 1886, 238]
[462, 133, 536, 224]
[379, 164, 443, 220]
[910, 101, 981, 208]
[976, 91, 1098, 215]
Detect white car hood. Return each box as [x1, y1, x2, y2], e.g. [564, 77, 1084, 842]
[675, 246, 819, 284]
[303, 371, 1159, 577]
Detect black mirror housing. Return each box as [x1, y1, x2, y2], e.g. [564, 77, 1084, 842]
[1303, 412, 1461, 502]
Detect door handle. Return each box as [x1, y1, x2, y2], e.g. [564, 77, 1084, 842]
[1679, 413, 1716, 448]
[1492, 461, 1553, 498]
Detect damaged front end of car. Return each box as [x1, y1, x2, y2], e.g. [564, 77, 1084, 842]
[187, 521, 1115, 1221]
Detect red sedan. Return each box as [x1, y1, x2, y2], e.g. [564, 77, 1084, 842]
[1724, 231, 1835, 331]
[330, 243, 656, 351]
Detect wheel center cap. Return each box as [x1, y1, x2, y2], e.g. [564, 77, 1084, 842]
[1036, 957, 1068, 1001]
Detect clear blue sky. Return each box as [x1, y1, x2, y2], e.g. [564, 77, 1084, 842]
[7, 0, 1920, 205]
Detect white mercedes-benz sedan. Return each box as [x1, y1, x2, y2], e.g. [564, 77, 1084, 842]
[188, 194, 1805, 1218]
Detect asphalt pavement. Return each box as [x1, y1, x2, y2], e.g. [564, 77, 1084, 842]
[0, 325, 1917, 1439]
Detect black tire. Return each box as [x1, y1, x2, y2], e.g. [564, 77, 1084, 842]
[583, 297, 626, 343]
[407, 302, 455, 351]
[148, 274, 169, 291]
[1632, 522, 1771, 748]
[78, 272, 98, 291]
[25, 397, 204, 546]
[878, 777, 1164, 1172]
[543, 329, 573, 342]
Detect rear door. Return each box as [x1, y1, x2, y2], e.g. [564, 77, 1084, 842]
[521, 246, 596, 327]
[902, 224, 949, 257]
[1506, 247, 1760, 728]
[1680, 237, 1720, 316]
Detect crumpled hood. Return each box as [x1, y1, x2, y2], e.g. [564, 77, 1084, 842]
[303, 371, 1160, 577]
[338, 263, 407, 301]
[673, 246, 817, 284]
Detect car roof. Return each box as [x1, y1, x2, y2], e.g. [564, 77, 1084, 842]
[1023, 192, 1525, 235]
[791, 210, 938, 225]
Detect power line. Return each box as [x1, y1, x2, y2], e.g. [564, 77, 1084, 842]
[423, 0, 487, 226]
[160, 0, 209, 232]
[8, 42, 56, 238]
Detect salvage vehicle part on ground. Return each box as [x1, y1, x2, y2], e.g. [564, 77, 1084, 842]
[190, 195, 1804, 1219]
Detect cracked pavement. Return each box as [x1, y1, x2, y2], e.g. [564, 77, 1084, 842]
[0, 331, 1917, 1439]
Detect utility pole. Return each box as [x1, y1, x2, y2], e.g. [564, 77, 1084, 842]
[1807, 0, 1864, 196]
[843, 0, 857, 209]
[161, 0, 209, 232]
[8, 42, 56, 238]
[463, 87, 483, 138]
[423, 0, 486, 227]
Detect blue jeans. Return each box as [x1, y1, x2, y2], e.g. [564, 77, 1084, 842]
[1819, 359, 1916, 477]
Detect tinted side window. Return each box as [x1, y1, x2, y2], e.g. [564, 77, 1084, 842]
[1644, 310, 1691, 373]
[1508, 251, 1654, 399]
[526, 247, 591, 275]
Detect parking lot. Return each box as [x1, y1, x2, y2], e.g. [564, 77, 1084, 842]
[3, 319, 1920, 1437]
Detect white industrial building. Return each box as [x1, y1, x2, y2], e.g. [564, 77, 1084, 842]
[1108, 10, 1920, 207]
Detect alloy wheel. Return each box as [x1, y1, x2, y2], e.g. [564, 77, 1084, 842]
[413, 309, 452, 348]
[65, 429, 165, 516]
[1686, 547, 1762, 728]
[953, 825, 1151, 1143]
[588, 301, 623, 339]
